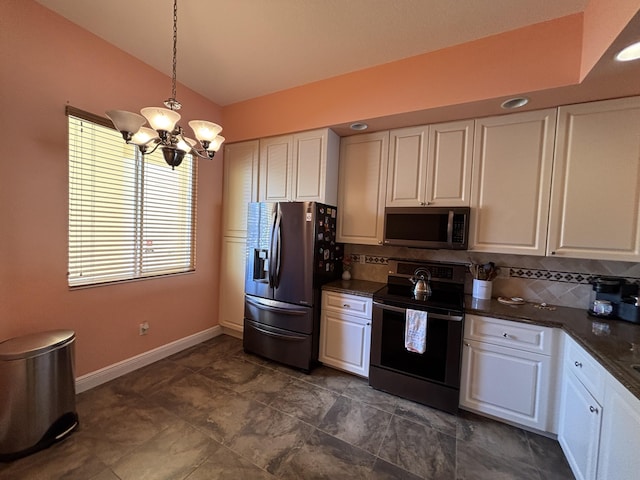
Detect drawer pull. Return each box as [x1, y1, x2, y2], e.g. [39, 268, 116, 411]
[343, 304, 351, 308]
[590, 406, 599, 414]
[502, 333, 508, 338]
[575, 361, 583, 368]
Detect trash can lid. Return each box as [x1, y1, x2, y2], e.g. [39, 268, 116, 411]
[0, 330, 75, 360]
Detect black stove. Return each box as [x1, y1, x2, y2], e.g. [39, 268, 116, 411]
[373, 260, 466, 314]
[369, 259, 468, 414]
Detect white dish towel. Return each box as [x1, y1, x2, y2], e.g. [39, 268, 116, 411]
[405, 309, 428, 354]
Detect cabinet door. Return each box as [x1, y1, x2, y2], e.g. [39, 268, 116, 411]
[597, 375, 640, 480]
[259, 135, 293, 202]
[319, 309, 371, 377]
[337, 131, 389, 245]
[548, 97, 640, 261]
[460, 339, 552, 431]
[469, 109, 556, 255]
[386, 126, 429, 207]
[426, 119, 474, 206]
[558, 370, 602, 480]
[218, 237, 248, 332]
[222, 141, 259, 237]
[292, 129, 339, 205]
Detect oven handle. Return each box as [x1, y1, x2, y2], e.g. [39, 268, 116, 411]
[373, 301, 463, 322]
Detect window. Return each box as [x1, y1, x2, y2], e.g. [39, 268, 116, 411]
[67, 107, 197, 287]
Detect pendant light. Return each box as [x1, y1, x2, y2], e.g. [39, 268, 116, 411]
[106, 0, 224, 169]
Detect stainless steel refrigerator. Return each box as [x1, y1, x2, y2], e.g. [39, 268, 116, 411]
[243, 201, 342, 372]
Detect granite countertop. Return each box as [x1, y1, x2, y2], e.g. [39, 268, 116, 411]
[321, 279, 640, 401]
[467, 295, 640, 400]
[322, 279, 386, 297]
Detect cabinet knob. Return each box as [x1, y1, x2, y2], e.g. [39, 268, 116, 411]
[590, 406, 599, 414]
[464, 343, 470, 347]
[343, 304, 351, 308]
[574, 361, 583, 368]
[367, 322, 371, 326]
[378, 241, 383, 245]
[502, 333, 508, 338]
[551, 251, 556, 255]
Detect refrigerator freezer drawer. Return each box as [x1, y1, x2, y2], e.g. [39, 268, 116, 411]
[244, 294, 313, 335]
[244, 319, 313, 372]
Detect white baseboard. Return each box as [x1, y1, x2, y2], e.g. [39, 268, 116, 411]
[75, 326, 222, 393]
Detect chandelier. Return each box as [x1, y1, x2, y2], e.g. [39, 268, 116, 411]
[106, 0, 224, 169]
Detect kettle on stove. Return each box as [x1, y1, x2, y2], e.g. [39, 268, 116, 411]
[410, 268, 432, 298]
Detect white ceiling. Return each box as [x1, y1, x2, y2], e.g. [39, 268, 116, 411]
[35, 0, 590, 106]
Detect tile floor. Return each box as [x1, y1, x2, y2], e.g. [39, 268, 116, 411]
[0, 334, 575, 479]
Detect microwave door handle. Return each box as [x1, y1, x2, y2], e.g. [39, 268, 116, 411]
[446, 210, 454, 246]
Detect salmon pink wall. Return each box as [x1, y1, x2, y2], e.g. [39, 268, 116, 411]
[222, 14, 584, 142]
[580, 0, 640, 79]
[0, 0, 224, 375]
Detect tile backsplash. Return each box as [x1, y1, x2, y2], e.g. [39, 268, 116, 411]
[344, 244, 640, 310]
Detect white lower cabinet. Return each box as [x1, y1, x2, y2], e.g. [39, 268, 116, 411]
[559, 334, 640, 480]
[597, 375, 640, 480]
[558, 367, 602, 480]
[319, 291, 372, 377]
[460, 314, 556, 432]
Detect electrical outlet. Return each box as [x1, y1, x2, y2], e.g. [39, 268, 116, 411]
[139, 322, 149, 336]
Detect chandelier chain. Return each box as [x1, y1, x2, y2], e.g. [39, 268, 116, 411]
[171, 0, 178, 104]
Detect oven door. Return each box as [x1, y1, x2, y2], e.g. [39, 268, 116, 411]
[370, 301, 463, 388]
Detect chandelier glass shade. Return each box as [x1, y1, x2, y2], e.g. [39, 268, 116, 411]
[105, 0, 223, 169]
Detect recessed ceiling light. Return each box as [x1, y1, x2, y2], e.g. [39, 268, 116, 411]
[500, 97, 529, 110]
[616, 41, 640, 62]
[350, 122, 368, 131]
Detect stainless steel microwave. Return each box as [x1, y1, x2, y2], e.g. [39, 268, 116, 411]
[383, 207, 470, 249]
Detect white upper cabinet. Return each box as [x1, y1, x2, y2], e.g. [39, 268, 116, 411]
[258, 129, 339, 205]
[469, 109, 556, 255]
[386, 126, 429, 206]
[222, 140, 259, 238]
[427, 119, 474, 206]
[386, 120, 473, 207]
[259, 134, 293, 202]
[338, 131, 389, 245]
[547, 97, 640, 261]
[292, 129, 339, 205]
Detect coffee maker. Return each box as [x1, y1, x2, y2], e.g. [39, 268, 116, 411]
[589, 277, 640, 324]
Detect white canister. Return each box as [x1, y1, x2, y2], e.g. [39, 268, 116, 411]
[472, 279, 493, 300]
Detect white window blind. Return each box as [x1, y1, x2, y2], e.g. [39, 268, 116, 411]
[67, 107, 197, 287]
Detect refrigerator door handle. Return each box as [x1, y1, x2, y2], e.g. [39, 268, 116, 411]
[273, 205, 282, 289]
[268, 207, 278, 287]
[245, 296, 309, 316]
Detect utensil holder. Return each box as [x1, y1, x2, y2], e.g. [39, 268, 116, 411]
[473, 279, 492, 300]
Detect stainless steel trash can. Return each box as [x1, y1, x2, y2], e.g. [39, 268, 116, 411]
[0, 330, 78, 461]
